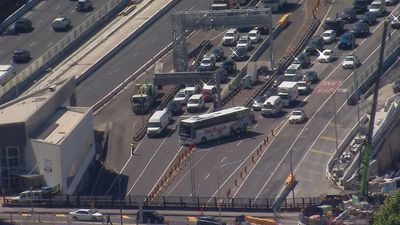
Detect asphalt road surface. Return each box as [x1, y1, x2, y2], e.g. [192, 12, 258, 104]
[0, 0, 109, 72]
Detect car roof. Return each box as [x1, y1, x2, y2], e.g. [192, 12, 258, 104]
[54, 17, 66, 21]
[227, 28, 237, 32]
[249, 29, 258, 33]
[189, 94, 202, 99]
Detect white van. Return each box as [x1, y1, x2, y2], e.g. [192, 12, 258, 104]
[261, 96, 283, 117]
[187, 94, 205, 112]
[11, 190, 51, 203]
[147, 108, 171, 137]
[284, 64, 303, 81]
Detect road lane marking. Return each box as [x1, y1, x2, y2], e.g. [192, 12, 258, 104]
[151, 37, 158, 42]
[126, 137, 170, 196]
[36, 1, 45, 8]
[122, 215, 130, 219]
[310, 149, 333, 156]
[55, 214, 66, 217]
[236, 140, 243, 146]
[55, 4, 61, 10]
[21, 213, 31, 217]
[328, 123, 342, 128]
[220, 156, 227, 163]
[17, 36, 23, 40]
[70, 10, 75, 14]
[30, 41, 36, 47]
[47, 42, 54, 48]
[319, 135, 337, 142]
[204, 173, 211, 180]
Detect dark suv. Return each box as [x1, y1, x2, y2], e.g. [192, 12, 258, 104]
[324, 17, 346, 35]
[136, 210, 165, 224]
[222, 58, 237, 74]
[306, 36, 324, 55]
[339, 8, 357, 23]
[338, 32, 356, 49]
[13, 49, 30, 63]
[76, 0, 93, 12]
[353, 0, 368, 13]
[14, 18, 32, 33]
[293, 52, 310, 68]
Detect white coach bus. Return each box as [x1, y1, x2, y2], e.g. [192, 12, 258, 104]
[179, 106, 256, 145]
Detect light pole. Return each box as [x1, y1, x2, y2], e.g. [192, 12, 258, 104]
[113, 169, 123, 225]
[289, 149, 295, 203]
[188, 156, 196, 198]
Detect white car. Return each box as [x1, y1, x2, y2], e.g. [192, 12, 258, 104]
[69, 209, 103, 221]
[289, 109, 307, 124]
[369, 1, 386, 17]
[252, 95, 268, 111]
[317, 49, 336, 63]
[52, 17, 71, 31]
[321, 30, 336, 44]
[342, 54, 360, 69]
[223, 28, 239, 46]
[173, 89, 190, 104]
[236, 36, 252, 50]
[248, 29, 261, 43]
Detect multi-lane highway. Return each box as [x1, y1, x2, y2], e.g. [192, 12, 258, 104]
[0, 0, 109, 72]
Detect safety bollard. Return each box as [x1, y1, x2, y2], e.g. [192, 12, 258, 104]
[264, 138, 266, 145]
[10, 213, 12, 222]
[252, 156, 255, 163]
[271, 129, 274, 136]
[38, 213, 41, 223]
[245, 166, 248, 173]
[240, 172, 243, 179]
[235, 179, 238, 187]
[259, 145, 262, 152]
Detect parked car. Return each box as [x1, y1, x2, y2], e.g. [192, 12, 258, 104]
[14, 18, 32, 33]
[352, 22, 369, 37]
[222, 58, 237, 74]
[52, 17, 71, 31]
[342, 54, 361, 69]
[369, 1, 386, 17]
[69, 209, 103, 221]
[317, 49, 336, 63]
[223, 28, 239, 46]
[338, 32, 355, 50]
[211, 46, 224, 62]
[248, 29, 261, 43]
[236, 36, 252, 50]
[321, 30, 336, 44]
[197, 55, 216, 71]
[166, 100, 182, 116]
[230, 47, 248, 61]
[360, 11, 377, 25]
[76, 0, 93, 12]
[392, 79, 400, 93]
[298, 81, 311, 95]
[13, 49, 30, 63]
[306, 36, 324, 55]
[289, 109, 307, 124]
[173, 89, 190, 104]
[293, 52, 310, 68]
[303, 71, 319, 84]
[385, 0, 398, 6]
[353, 0, 368, 13]
[339, 8, 357, 23]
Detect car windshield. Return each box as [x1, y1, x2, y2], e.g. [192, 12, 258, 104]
[286, 69, 296, 74]
[225, 32, 234, 37]
[322, 32, 331, 37]
[249, 32, 257, 37]
[131, 97, 145, 104]
[346, 57, 355, 62]
[202, 59, 211, 64]
[292, 111, 303, 116]
[323, 51, 331, 56]
[176, 93, 186, 98]
[238, 39, 247, 44]
[298, 82, 307, 87]
[188, 99, 199, 104]
[148, 122, 161, 128]
[370, 3, 380, 9]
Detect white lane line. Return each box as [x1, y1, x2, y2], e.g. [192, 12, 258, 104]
[251, 18, 400, 200]
[253, 123, 259, 129]
[188, 6, 194, 11]
[126, 137, 170, 196]
[30, 41, 36, 47]
[17, 36, 23, 40]
[36, 1, 45, 8]
[204, 173, 211, 180]
[220, 156, 227, 163]
[316, 0, 336, 32]
[25, 11, 33, 17]
[70, 10, 75, 14]
[37, 20, 42, 25]
[47, 42, 54, 48]
[151, 37, 158, 42]
[55, 4, 61, 10]
[236, 140, 243, 146]
[146, 145, 183, 196]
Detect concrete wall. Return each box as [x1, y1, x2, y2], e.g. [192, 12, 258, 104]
[30, 140, 62, 188]
[60, 107, 95, 195]
[375, 121, 400, 173]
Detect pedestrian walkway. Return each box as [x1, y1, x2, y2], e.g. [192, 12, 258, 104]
[28, 0, 173, 94]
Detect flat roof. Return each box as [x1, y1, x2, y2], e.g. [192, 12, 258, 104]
[34, 108, 85, 145]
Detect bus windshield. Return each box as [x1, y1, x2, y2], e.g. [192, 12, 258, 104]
[179, 122, 193, 138]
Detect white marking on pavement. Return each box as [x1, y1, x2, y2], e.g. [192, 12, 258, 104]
[220, 156, 227, 163]
[253, 123, 259, 129]
[151, 37, 158, 42]
[25, 11, 32, 17]
[55, 4, 61, 10]
[37, 20, 42, 25]
[47, 42, 54, 48]
[126, 137, 170, 196]
[204, 173, 211, 180]
[236, 140, 243, 146]
[189, 6, 194, 11]
[36, 1, 45, 8]
[17, 36, 23, 40]
[30, 41, 36, 47]
[70, 10, 75, 14]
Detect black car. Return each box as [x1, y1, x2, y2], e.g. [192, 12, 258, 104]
[306, 36, 324, 55]
[197, 216, 227, 225]
[137, 210, 165, 224]
[166, 100, 182, 116]
[393, 79, 400, 93]
[14, 18, 32, 33]
[76, 0, 93, 12]
[339, 8, 357, 23]
[230, 47, 247, 61]
[352, 22, 369, 37]
[338, 32, 355, 50]
[221, 58, 237, 74]
[360, 12, 377, 25]
[211, 46, 224, 62]
[303, 71, 319, 84]
[324, 17, 346, 35]
[353, 0, 368, 13]
[293, 52, 310, 68]
[13, 49, 30, 63]
[386, 0, 399, 6]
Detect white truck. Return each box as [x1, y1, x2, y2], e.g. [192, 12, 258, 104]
[263, 0, 287, 12]
[277, 81, 298, 107]
[147, 108, 171, 137]
[0, 65, 15, 86]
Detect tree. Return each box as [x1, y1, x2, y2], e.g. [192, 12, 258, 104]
[373, 191, 400, 225]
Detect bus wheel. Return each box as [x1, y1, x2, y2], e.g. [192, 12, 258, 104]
[201, 137, 207, 144]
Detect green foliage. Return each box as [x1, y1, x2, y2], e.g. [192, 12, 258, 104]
[373, 191, 400, 225]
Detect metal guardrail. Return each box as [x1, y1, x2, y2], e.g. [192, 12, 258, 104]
[243, 18, 320, 107]
[0, 0, 130, 102]
[3, 195, 321, 212]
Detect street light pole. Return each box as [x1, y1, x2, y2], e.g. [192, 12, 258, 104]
[188, 156, 196, 198]
[217, 167, 222, 225]
[119, 177, 123, 225]
[289, 149, 295, 203]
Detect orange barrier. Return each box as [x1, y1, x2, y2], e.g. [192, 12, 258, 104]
[278, 14, 290, 28]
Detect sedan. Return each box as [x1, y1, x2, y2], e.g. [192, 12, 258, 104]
[236, 36, 252, 50]
[303, 71, 319, 84]
[339, 8, 357, 23]
[69, 209, 103, 221]
[321, 30, 336, 44]
[173, 89, 190, 104]
[342, 54, 361, 69]
[248, 29, 261, 43]
[317, 49, 336, 63]
[360, 12, 377, 25]
[52, 17, 71, 31]
[230, 46, 248, 61]
[352, 22, 369, 37]
[13, 49, 30, 63]
[289, 109, 307, 124]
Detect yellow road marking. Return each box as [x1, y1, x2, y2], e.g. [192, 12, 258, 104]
[55, 214, 66, 217]
[319, 135, 338, 142]
[122, 215, 130, 219]
[310, 149, 333, 156]
[187, 216, 198, 222]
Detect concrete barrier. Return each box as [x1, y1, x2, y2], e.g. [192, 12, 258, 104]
[0, 0, 41, 34]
